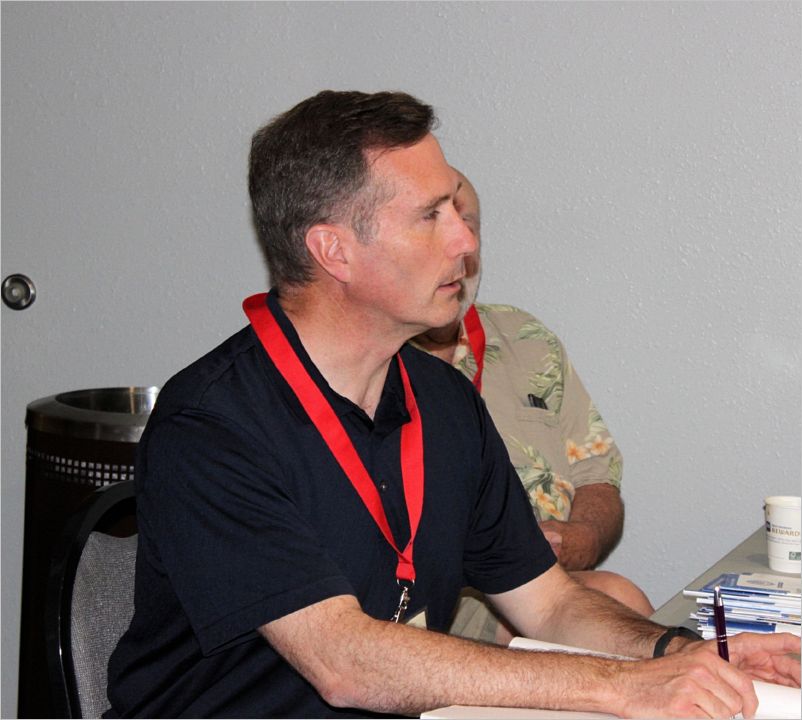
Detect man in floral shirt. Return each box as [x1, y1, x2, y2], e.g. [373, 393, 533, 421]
[413, 172, 653, 642]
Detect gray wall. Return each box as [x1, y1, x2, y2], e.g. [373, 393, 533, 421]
[2, 1, 800, 714]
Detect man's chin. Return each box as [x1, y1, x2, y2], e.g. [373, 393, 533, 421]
[441, 295, 465, 325]
[408, 301, 461, 340]
[426, 303, 463, 337]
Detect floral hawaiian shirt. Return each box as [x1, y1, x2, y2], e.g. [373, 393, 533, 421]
[412, 304, 623, 641]
[448, 303, 622, 522]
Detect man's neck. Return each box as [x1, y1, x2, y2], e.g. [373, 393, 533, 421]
[277, 285, 408, 419]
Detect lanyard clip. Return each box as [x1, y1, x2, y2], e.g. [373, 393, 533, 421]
[390, 580, 413, 623]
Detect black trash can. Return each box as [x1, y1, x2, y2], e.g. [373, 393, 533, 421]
[18, 387, 158, 719]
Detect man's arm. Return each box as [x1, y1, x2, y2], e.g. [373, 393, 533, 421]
[539, 483, 623, 570]
[260, 570, 800, 718]
[489, 563, 661, 658]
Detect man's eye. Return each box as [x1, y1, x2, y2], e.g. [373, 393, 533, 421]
[423, 210, 440, 221]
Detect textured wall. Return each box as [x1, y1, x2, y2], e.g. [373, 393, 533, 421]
[3, 2, 800, 714]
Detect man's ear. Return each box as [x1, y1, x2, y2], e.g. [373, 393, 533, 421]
[305, 224, 353, 283]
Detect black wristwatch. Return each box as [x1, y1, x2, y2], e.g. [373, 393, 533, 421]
[653, 626, 704, 658]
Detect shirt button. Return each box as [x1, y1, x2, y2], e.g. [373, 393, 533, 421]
[379, 481, 388, 492]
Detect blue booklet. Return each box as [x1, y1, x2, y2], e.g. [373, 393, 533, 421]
[684, 572, 801, 598]
[694, 616, 798, 635]
[684, 572, 801, 638]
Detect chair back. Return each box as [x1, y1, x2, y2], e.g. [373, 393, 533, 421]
[46, 481, 137, 719]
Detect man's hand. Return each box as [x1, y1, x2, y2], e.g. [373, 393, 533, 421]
[539, 526, 563, 559]
[539, 518, 601, 567]
[615, 642, 758, 718]
[727, 631, 802, 687]
[539, 483, 623, 570]
[612, 632, 800, 719]
[259, 584, 800, 718]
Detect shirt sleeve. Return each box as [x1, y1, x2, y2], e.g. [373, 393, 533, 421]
[139, 409, 354, 656]
[460, 397, 557, 595]
[556, 339, 624, 491]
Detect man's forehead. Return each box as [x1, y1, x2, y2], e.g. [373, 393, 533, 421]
[456, 184, 479, 211]
[367, 134, 455, 190]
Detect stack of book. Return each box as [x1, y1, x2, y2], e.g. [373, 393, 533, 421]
[683, 572, 801, 639]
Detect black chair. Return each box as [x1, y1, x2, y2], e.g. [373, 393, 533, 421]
[45, 480, 137, 718]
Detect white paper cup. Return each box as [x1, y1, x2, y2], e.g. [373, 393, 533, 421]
[764, 496, 802, 574]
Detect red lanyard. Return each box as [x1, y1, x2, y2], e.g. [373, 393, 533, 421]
[463, 304, 486, 393]
[243, 293, 424, 589]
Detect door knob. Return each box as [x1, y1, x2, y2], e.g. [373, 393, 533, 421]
[2, 274, 36, 310]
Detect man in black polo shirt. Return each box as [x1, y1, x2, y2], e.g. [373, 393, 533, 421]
[106, 90, 799, 718]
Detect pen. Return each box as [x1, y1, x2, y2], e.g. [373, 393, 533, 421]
[713, 585, 729, 661]
[527, 393, 547, 409]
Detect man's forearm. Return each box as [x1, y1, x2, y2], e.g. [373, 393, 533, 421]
[262, 595, 633, 716]
[528, 575, 672, 659]
[542, 483, 624, 570]
[490, 563, 665, 660]
[260, 590, 792, 719]
[335, 620, 634, 715]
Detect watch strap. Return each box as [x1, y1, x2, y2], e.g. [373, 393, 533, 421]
[653, 626, 704, 658]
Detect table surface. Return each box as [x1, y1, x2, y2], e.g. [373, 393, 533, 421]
[649, 525, 784, 626]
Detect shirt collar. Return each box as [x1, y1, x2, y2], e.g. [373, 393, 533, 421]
[262, 289, 410, 435]
[451, 321, 471, 367]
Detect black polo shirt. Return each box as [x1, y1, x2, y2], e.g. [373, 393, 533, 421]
[106, 292, 555, 718]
